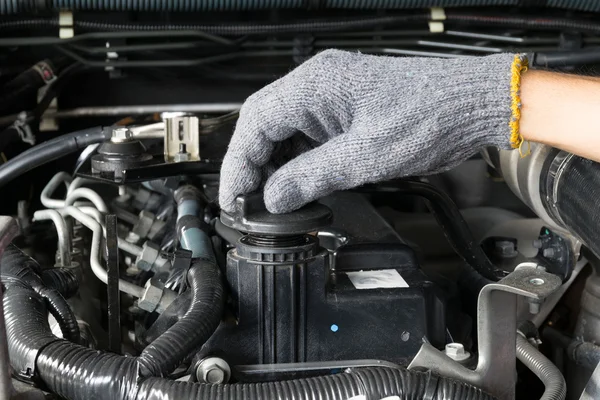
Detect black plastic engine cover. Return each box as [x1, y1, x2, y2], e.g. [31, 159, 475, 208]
[202, 237, 446, 367]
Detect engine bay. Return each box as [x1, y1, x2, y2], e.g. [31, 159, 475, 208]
[2, 3, 600, 400]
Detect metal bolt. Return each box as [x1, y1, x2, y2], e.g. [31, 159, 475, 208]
[444, 343, 470, 362]
[196, 357, 231, 384]
[528, 299, 542, 314]
[530, 278, 545, 286]
[401, 331, 410, 342]
[111, 127, 133, 143]
[542, 248, 555, 258]
[494, 240, 517, 258]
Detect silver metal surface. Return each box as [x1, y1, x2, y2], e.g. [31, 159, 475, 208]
[409, 267, 562, 400]
[580, 362, 600, 400]
[163, 113, 200, 163]
[531, 258, 587, 327]
[32, 210, 72, 267]
[0, 217, 20, 400]
[46, 103, 242, 119]
[196, 357, 231, 384]
[110, 127, 133, 143]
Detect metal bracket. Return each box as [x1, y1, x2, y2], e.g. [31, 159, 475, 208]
[409, 267, 561, 400]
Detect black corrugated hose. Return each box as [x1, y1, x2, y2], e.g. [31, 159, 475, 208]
[1, 244, 80, 344]
[2, 0, 600, 13]
[136, 368, 496, 400]
[2, 207, 496, 400]
[545, 155, 600, 260]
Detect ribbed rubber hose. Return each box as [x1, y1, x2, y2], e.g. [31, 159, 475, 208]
[41, 268, 79, 298]
[137, 259, 224, 377]
[136, 367, 496, 400]
[1, 245, 80, 344]
[549, 156, 600, 260]
[3, 0, 600, 13]
[516, 334, 566, 400]
[6, 259, 224, 399]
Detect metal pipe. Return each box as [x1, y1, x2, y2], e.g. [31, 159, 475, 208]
[77, 206, 142, 257]
[516, 334, 566, 400]
[32, 209, 72, 267]
[0, 217, 20, 400]
[60, 206, 144, 298]
[41, 172, 72, 209]
[65, 188, 108, 213]
[47, 103, 242, 119]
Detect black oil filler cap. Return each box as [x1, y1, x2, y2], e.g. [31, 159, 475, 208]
[220, 193, 333, 236]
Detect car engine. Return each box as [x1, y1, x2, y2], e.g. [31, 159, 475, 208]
[1, 3, 600, 400]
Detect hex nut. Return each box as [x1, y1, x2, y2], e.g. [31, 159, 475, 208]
[111, 127, 132, 143]
[138, 278, 164, 312]
[133, 210, 155, 239]
[174, 152, 191, 163]
[135, 242, 160, 271]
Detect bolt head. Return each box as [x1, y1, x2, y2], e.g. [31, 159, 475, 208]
[111, 127, 133, 143]
[196, 357, 231, 384]
[204, 366, 226, 384]
[542, 248, 555, 258]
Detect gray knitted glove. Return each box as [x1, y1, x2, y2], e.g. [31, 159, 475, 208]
[220, 50, 517, 214]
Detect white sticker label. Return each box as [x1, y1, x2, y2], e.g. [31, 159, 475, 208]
[346, 269, 409, 289]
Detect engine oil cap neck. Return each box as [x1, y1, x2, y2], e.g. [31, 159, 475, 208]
[220, 193, 333, 235]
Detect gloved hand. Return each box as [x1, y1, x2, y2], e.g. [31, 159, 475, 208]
[219, 50, 519, 214]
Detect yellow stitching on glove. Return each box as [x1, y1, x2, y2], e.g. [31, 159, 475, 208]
[509, 54, 530, 157]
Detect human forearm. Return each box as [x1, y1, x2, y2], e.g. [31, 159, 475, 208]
[521, 69, 600, 162]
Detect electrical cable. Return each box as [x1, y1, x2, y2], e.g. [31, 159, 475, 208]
[0, 126, 111, 188]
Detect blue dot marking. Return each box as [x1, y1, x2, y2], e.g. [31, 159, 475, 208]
[330, 324, 339, 332]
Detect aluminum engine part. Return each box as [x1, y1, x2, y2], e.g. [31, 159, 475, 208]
[409, 267, 562, 400]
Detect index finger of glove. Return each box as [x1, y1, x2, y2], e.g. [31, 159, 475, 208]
[218, 80, 302, 213]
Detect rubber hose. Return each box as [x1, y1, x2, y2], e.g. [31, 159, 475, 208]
[0, 60, 51, 114]
[1, 245, 80, 344]
[0, 0, 505, 13]
[4, 245, 495, 400]
[6, 259, 223, 399]
[4, 0, 600, 13]
[534, 49, 600, 68]
[38, 286, 81, 343]
[445, 11, 600, 33]
[175, 185, 215, 260]
[516, 334, 566, 400]
[41, 268, 79, 298]
[0, 126, 111, 188]
[358, 182, 501, 280]
[546, 156, 600, 260]
[543, 327, 600, 370]
[141, 290, 192, 346]
[137, 258, 224, 377]
[137, 367, 496, 400]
